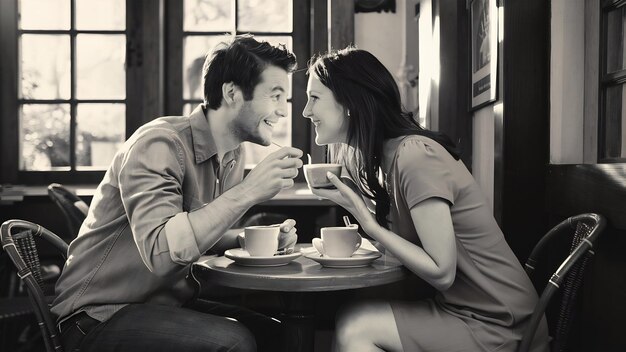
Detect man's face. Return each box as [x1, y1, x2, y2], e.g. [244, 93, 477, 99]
[230, 65, 289, 146]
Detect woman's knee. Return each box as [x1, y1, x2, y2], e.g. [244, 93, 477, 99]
[335, 302, 375, 342]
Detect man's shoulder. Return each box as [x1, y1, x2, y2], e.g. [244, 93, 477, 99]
[130, 115, 190, 141]
[144, 115, 190, 133]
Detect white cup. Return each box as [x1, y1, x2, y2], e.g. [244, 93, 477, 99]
[244, 225, 280, 257]
[303, 163, 342, 188]
[312, 225, 361, 258]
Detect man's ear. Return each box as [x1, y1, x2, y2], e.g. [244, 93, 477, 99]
[222, 82, 242, 106]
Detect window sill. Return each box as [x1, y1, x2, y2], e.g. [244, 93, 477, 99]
[0, 183, 334, 206]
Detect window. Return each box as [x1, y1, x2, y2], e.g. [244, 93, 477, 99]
[1, 0, 314, 184]
[0, 0, 128, 183]
[0, 0, 164, 184]
[166, 0, 311, 169]
[600, 0, 626, 162]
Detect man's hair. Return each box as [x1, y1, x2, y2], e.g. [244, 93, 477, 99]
[202, 34, 297, 109]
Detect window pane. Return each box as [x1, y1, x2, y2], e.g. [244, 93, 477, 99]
[75, 0, 125, 30]
[76, 104, 125, 169]
[183, 35, 226, 99]
[603, 84, 626, 158]
[20, 104, 70, 170]
[76, 34, 126, 99]
[19, 0, 70, 30]
[184, 0, 234, 32]
[606, 7, 626, 73]
[243, 103, 292, 168]
[20, 34, 71, 99]
[238, 0, 292, 33]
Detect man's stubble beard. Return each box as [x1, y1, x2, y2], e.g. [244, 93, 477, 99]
[229, 102, 271, 146]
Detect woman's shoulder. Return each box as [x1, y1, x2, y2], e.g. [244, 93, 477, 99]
[392, 134, 450, 161]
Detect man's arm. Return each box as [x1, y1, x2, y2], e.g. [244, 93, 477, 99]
[187, 147, 303, 253]
[119, 133, 302, 276]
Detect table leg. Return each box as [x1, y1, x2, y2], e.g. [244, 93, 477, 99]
[279, 292, 317, 352]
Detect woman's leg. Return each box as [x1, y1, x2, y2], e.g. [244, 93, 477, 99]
[334, 301, 403, 352]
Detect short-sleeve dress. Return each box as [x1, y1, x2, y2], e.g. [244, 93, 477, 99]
[382, 135, 549, 352]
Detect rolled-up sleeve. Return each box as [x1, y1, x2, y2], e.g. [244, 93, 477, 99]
[118, 129, 201, 276]
[164, 212, 201, 264]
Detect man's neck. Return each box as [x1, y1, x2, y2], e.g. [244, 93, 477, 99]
[205, 107, 240, 162]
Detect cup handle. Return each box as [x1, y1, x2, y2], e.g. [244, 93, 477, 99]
[312, 238, 325, 256]
[354, 235, 362, 252]
[238, 232, 245, 249]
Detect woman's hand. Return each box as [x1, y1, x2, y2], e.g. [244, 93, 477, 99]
[310, 172, 377, 229]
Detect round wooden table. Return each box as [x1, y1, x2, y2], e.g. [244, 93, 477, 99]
[192, 244, 408, 352]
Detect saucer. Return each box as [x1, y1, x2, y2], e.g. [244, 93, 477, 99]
[303, 248, 382, 268]
[224, 248, 301, 267]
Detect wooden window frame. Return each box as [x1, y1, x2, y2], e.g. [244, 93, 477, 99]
[599, 0, 626, 163]
[0, 0, 343, 185]
[0, 0, 163, 185]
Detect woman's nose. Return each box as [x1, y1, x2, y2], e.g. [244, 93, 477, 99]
[302, 103, 312, 118]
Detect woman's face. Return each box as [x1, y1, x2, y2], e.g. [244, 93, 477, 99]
[302, 74, 348, 145]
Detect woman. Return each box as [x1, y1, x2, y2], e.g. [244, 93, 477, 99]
[303, 47, 549, 352]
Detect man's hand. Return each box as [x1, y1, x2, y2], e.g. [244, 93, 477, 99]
[239, 147, 303, 204]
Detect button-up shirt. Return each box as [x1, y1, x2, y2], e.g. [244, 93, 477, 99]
[51, 105, 245, 324]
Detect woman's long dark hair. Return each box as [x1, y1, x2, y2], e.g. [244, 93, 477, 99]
[308, 47, 460, 228]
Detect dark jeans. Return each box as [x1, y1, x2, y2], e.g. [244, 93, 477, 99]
[60, 300, 282, 352]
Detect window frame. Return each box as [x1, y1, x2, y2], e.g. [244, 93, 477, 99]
[599, 0, 626, 163]
[0, 0, 162, 185]
[0, 0, 327, 185]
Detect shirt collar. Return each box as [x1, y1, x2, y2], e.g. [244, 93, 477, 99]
[189, 104, 240, 166]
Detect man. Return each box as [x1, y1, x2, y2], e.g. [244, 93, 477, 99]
[52, 35, 302, 351]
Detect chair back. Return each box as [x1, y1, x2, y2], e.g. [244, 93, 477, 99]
[518, 213, 606, 352]
[47, 183, 88, 238]
[1, 219, 68, 352]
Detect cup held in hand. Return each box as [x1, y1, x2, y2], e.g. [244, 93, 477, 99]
[303, 163, 342, 188]
[244, 225, 280, 257]
[313, 225, 362, 258]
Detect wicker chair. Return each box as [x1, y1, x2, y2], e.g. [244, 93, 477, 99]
[1, 220, 69, 352]
[518, 213, 606, 352]
[47, 183, 88, 239]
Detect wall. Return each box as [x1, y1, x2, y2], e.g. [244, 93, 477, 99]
[550, 0, 585, 164]
[546, 165, 626, 351]
[354, 6, 403, 75]
[548, 2, 626, 350]
[355, 0, 420, 118]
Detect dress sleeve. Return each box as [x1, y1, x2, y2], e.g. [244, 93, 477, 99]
[396, 137, 457, 209]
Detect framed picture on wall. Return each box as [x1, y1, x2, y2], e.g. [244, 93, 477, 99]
[468, 0, 498, 110]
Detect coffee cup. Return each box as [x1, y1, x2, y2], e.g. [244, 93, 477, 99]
[244, 225, 280, 257]
[312, 225, 361, 258]
[303, 163, 342, 188]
